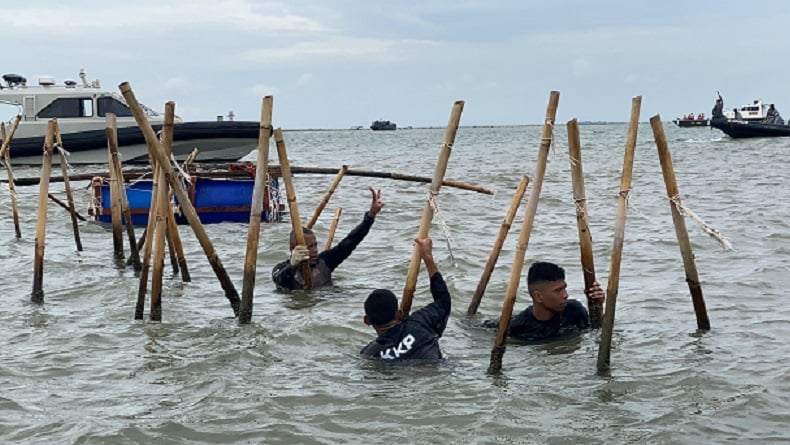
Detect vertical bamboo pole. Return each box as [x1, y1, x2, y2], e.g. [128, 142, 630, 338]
[149, 102, 176, 321]
[467, 175, 529, 315]
[651, 114, 710, 331]
[306, 165, 348, 229]
[324, 207, 343, 250]
[597, 96, 642, 375]
[120, 82, 240, 316]
[107, 114, 142, 270]
[488, 91, 559, 373]
[239, 96, 274, 324]
[135, 163, 160, 319]
[400, 100, 464, 316]
[165, 207, 190, 281]
[107, 128, 125, 258]
[0, 117, 22, 239]
[31, 120, 57, 303]
[567, 118, 601, 328]
[274, 128, 312, 289]
[53, 124, 83, 252]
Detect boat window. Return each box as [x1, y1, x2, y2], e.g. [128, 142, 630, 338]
[37, 97, 94, 118]
[97, 97, 133, 117]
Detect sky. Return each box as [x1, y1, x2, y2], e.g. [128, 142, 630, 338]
[2, 0, 790, 128]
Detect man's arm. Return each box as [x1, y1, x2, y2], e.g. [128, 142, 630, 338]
[322, 187, 383, 271]
[271, 260, 300, 290]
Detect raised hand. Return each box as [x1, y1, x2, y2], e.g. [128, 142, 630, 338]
[368, 186, 384, 216]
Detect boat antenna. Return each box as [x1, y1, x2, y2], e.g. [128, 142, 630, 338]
[79, 68, 88, 87]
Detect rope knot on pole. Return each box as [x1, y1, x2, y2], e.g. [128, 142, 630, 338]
[426, 191, 457, 267]
[669, 194, 733, 250]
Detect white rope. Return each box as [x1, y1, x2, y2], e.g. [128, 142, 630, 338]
[670, 195, 733, 250]
[427, 190, 458, 267]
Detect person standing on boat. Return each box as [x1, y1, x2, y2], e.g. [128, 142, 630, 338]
[479, 262, 605, 342]
[360, 236, 451, 362]
[271, 187, 384, 290]
[712, 93, 725, 119]
[733, 108, 744, 121]
[765, 104, 784, 125]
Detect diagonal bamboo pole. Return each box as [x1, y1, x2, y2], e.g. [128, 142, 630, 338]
[31, 120, 57, 303]
[1, 117, 23, 239]
[54, 123, 83, 252]
[120, 82, 240, 316]
[467, 175, 529, 315]
[324, 208, 343, 251]
[307, 165, 348, 229]
[400, 100, 464, 316]
[597, 96, 642, 375]
[651, 114, 710, 331]
[274, 127, 312, 289]
[567, 118, 601, 328]
[488, 91, 560, 374]
[240, 96, 274, 324]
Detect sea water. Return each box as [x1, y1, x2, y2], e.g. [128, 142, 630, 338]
[1, 122, 789, 444]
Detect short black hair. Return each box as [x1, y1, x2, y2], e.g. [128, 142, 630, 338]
[527, 261, 565, 284]
[364, 289, 398, 326]
[289, 227, 315, 248]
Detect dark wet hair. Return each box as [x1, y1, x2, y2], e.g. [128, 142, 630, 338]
[527, 262, 565, 284]
[289, 227, 315, 248]
[365, 289, 398, 326]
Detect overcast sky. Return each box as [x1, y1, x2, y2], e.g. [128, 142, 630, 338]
[3, 1, 789, 128]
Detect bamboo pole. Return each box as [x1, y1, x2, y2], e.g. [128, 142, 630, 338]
[107, 134, 125, 257]
[324, 207, 343, 250]
[1, 118, 22, 239]
[307, 165, 348, 229]
[47, 193, 87, 221]
[31, 120, 57, 303]
[240, 96, 274, 324]
[135, 163, 160, 319]
[567, 118, 601, 328]
[488, 91, 560, 374]
[53, 124, 83, 252]
[400, 100, 464, 316]
[274, 127, 312, 289]
[651, 114, 710, 331]
[149, 102, 176, 321]
[107, 114, 142, 271]
[597, 96, 642, 375]
[467, 175, 529, 315]
[120, 81, 240, 316]
[7, 166, 494, 195]
[165, 206, 189, 281]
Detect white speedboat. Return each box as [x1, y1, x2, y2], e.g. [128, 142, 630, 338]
[723, 99, 769, 122]
[0, 69, 262, 165]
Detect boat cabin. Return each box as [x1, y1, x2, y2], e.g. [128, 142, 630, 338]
[723, 99, 767, 121]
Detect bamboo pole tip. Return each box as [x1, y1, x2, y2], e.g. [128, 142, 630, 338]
[454, 100, 465, 106]
[118, 82, 131, 92]
[566, 117, 578, 125]
[650, 114, 662, 123]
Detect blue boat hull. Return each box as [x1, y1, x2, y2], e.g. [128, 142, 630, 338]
[91, 177, 280, 225]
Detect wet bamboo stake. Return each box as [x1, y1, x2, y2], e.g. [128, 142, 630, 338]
[306, 165, 348, 229]
[240, 96, 274, 324]
[107, 113, 142, 270]
[274, 127, 312, 289]
[107, 137, 125, 257]
[135, 162, 160, 320]
[597, 96, 642, 375]
[488, 91, 560, 374]
[324, 207, 343, 250]
[467, 175, 529, 316]
[400, 100, 464, 316]
[165, 207, 189, 281]
[120, 82, 240, 316]
[149, 102, 176, 321]
[567, 118, 601, 328]
[651, 114, 710, 331]
[31, 120, 57, 303]
[1, 118, 22, 239]
[52, 124, 83, 252]
[165, 228, 179, 274]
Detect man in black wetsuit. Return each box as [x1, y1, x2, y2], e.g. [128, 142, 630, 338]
[360, 236, 451, 362]
[482, 262, 604, 341]
[271, 186, 384, 290]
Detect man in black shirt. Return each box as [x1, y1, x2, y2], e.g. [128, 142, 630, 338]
[483, 262, 604, 341]
[360, 236, 451, 362]
[271, 187, 384, 290]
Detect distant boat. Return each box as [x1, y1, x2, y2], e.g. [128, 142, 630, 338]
[0, 69, 262, 165]
[710, 117, 790, 138]
[88, 175, 281, 225]
[672, 118, 710, 128]
[370, 120, 396, 131]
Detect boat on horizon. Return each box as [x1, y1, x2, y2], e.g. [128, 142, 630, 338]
[370, 119, 396, 131]
[0, 69, 262, 165]
[710, 96, 790, 138]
